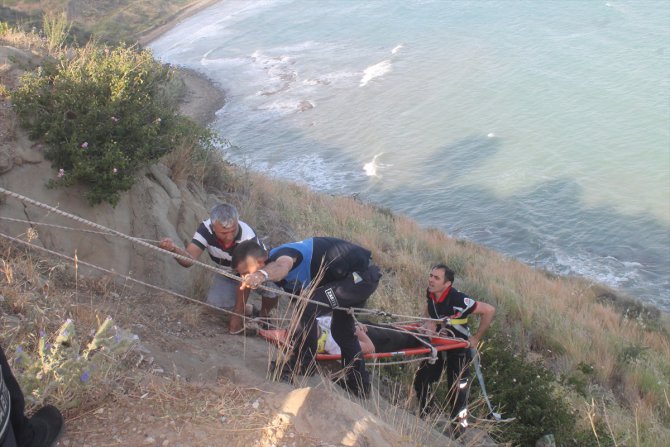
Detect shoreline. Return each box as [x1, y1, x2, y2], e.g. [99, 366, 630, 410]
[147, 3, 668, 313]
[142, 0, 226, 127]
[138, 0, 223, 47]
[174, 67, 226, 127]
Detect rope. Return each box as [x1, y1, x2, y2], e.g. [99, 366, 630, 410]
[0, 231, 250, 322]
[0, 216, 158, 242]
[0, 187, 336, 311]
[351, 309, 441, 363]
[0, 233, 459, 366]
[0, 187, 446, 326]
[368, 356, 433, 367]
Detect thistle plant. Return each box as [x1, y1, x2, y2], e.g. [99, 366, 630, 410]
[12, 317, 138, 409]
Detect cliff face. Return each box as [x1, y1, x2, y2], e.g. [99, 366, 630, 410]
[0, 45, 219, 298]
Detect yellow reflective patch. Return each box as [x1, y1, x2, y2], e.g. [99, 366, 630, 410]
[448, 318, 468, 325]
[317, 330, 329, 353]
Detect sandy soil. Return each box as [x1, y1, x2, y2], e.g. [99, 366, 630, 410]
[50, 290, 463, 447]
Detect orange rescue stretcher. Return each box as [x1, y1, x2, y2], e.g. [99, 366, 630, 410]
[258, 324, 469, 361]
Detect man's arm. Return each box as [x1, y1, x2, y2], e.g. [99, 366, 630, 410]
[355, 324, 375, 354]
[159, 238, 203, 268]
[240, 255, 295, 289]
[468, 301, 496, 348]
[229, 287, 251, 333]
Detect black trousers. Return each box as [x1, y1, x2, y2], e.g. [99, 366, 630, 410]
[413, 347, 471, 419]
[0, 346, 28, 447]
[364, 324, 425, 353]
[292, 265, 381, 389]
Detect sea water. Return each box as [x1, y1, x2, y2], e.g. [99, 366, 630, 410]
[151, 0, 670, 310]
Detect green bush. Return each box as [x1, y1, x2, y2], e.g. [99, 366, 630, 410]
[13, 317, 138, 410]
[12, 42, 186, 205]
[0, 21, 10, 35]
[469, 333, 577, 446]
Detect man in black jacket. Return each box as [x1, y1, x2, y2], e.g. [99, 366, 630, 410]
[233, 237, 381, 397]
[0, 346, 63, 447]
[413, 264, 496, 436]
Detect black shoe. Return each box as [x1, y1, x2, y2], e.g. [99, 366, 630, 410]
[269, 360, 295, 383]
[447, 421, 466, 440]
[22, 405, 64, 447]
[255, 317, 272, 330]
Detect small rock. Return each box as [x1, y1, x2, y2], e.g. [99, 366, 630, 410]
[144, 436, 156, 445]
[536, 434, 556, 447]
[297, 100, 314, 112]
[162, 441, 170, 446]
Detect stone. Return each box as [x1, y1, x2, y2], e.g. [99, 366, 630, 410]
[536, 434, 556, 447]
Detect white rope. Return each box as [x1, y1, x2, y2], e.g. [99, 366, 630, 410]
[0, 187, 338, 309]
[0, 232, 459, 365]
[0, 216, 158, 242]
[0, 230, 250, 322]
[368, 356, 433, 367]
[0, 187, 446, 326]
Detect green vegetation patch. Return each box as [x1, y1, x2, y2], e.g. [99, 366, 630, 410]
[12, 43, 192, 205]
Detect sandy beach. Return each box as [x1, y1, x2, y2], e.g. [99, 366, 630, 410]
[175, 66, 226, 126]
[138, 0, 223, 47]
[138, 0, 227, 127]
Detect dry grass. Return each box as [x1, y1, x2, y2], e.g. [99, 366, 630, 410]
[2, 7, 668, 443]
[225, 168, 670, 445]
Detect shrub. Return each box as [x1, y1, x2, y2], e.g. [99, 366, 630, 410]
[12, 42, 186, 205]
[469, 332, 577, 446]
[12, 317, 138, 410]
[42, 12, 71, 54]
[0, 21, 10, 36]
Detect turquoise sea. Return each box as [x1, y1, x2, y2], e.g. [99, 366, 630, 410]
[151, 0, 670, 310]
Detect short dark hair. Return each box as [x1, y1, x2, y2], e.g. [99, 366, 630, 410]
[431, 263, 454, 283]
[232, 240, 268, 270]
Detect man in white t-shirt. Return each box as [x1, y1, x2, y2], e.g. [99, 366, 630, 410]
[316, 316, 375, 355]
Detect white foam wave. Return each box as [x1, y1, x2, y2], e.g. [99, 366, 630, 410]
[550, 249, 641, 288]
[246, 50, 300, 96]
[255, 156, 349, 191]
[391, 44, 404, 54]
[363, 153, 392, 177]
[256, 99, 315, 115]
[200, 51, 248, 67]
[360, 60, 392, 87]
[271, 41, 320, 52]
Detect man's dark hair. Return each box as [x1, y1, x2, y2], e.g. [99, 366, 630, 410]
[431, 263, 455, 283]
[232, 240, 268, 270]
